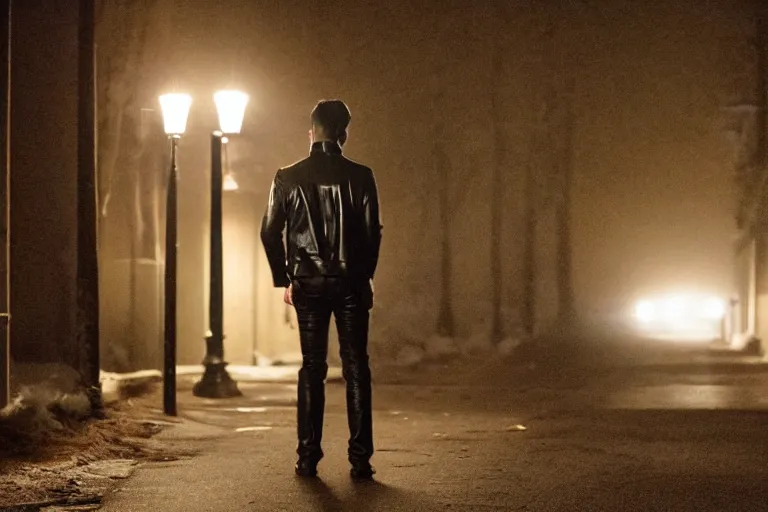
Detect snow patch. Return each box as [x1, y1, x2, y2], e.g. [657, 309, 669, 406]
[497, 337, 522, 356]
[395, 345, 426, 367]
[100, 369, 161, 404]
[730, 332, 762, 355]
[0, 384, 91, 435]
[460, 328, 494, 355]
[424, 335, 459, 358]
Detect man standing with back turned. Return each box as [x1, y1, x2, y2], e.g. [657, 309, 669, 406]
[260, 100, 382, 480]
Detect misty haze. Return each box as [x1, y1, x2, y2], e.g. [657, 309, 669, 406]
[1, 1, 767, 511]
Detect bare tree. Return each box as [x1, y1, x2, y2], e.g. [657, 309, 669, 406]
[555, 97, 576, 325]
[520, 101, 553, 338]
[96, 0, 165, 370]
[520, 132, 538, 339]
[522, 94, 569, 337]
[429, 12, 458, 339]
[98, 2, 141, 218]
[433, 110, 457, 338]
[489, 0, 507, 344]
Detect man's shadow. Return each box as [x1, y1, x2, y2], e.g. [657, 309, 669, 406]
[297, 477, 344, 512]
[298, 476, 426, 511]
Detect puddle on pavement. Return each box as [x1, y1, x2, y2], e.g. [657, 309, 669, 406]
[604, 384, 768, 410]
[219, 407, 269, 413]
[235, 426, 274, 433]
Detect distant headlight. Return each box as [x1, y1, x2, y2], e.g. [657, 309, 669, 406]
[701, 297, 725, 320]
[635, 300, 655, 323]
[633, 293, 725, 340]
[633, 294, 725, 323]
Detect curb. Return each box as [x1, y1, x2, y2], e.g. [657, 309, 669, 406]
[101, 366, 344, 404]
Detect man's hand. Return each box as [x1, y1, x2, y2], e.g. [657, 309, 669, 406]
[284, 284, 293, 306]
[369, 279, 375, 308]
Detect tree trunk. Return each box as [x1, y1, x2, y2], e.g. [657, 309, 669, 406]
[521, 134, 537, 338]
[556, 100, 575, 325]
[436, 137, 456, 338]
[431, 10, 456, 339]
[757, 0, 767, 168]
[489, 0, 505, 344]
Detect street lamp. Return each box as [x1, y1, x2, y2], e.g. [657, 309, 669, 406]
[223, 172, 239, 192]
[158, 92, 192, 416]
[192, 90, 248, 398]
[222, 136, 239, 192]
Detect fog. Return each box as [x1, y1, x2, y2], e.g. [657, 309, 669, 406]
[92, 0, 749, 369]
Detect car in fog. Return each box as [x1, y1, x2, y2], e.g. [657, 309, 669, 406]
[632, 293, 726, 341]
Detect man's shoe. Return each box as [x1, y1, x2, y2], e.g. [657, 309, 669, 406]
[350, 463, 375, 480]
[295, 459, 318, 477]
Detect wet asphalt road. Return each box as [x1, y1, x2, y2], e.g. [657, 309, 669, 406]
[101, 338, 768, 511]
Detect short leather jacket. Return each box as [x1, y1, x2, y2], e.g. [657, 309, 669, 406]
[260, 141, 383, 287]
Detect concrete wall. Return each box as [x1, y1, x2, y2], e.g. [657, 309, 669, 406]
[9, 1, 80, 368]
[221, 191, 257, 365]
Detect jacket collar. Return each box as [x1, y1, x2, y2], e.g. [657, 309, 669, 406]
[310, 141, 342, 155]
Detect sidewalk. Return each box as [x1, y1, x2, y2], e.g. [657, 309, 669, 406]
[101, 365, 343, 404]
[99, 377, 532, 512]
[96, 342, 768, 512]
[1, 365, 340, 511]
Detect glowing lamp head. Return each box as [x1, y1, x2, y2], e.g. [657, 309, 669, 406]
[159, 93, 192, 136]
[214, 90, 249, 134]
[223, 173, 239, 192]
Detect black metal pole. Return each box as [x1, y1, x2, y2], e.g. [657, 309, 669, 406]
[0, 0, 9, 410]
[77, 0, 103, 417]
[210, 132, 224, 359]
[193, 131, 240, 398]
[163, 136, 179, 416]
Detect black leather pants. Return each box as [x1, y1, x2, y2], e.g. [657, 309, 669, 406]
[292, 276, 374, 466]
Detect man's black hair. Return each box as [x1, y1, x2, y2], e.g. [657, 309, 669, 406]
[311, 100, 352, 145]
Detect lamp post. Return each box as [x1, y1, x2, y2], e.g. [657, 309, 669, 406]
[158, 93, 192, 416]
[192, 90, 248, 399]
[222, 137, 239, 192]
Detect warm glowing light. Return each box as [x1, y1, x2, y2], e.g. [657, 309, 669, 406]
[214, 90, 249, 134]
[702, 297, 725, 319]
[159, 93, 192, 135]
[635, 300, 655, 323]
[223, 173, 239, 191]
[633, 292, 726, 341]
[666, 295, 686, 316]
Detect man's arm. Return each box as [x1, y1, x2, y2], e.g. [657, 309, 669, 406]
[363, 168, 383, 280]
[260, 170, 291, 287]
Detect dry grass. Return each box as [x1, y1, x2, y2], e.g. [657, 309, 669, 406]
[0, 385, 173, 508]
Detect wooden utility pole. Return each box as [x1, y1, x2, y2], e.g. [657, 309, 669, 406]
[0, 0, 10, 410]
[77, 0, 103, 416]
